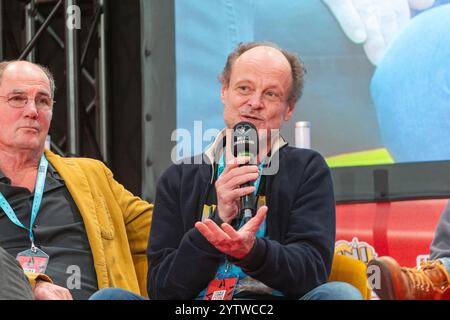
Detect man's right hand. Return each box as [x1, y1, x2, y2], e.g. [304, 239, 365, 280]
[215, 156, 259, 224]
[33, 280, 73, 300]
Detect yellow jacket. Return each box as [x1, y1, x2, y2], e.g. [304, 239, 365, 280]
[31, 150, 153, 297]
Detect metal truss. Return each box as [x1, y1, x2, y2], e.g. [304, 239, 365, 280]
[0, 0, 110, 164]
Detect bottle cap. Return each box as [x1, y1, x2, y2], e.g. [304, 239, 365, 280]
[295, 121, 311, 128]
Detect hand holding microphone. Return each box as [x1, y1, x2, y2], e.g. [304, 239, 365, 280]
[195, 122, 266, 259]
[232, 122, 259, 225]
[214, 122, 259, 225]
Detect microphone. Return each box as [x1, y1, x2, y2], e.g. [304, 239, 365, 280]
[232, 121, 259, 224]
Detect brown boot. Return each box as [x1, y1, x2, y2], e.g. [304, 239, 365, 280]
[367, 256, 450, 300]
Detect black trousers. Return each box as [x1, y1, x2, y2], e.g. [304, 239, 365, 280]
[0, 247, 33, 300]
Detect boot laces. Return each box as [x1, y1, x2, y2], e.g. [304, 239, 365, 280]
[403, 261, 448, 296]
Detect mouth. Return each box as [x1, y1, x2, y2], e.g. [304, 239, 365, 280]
[240, 115, 264, 122]
[19, 127, 40, 133]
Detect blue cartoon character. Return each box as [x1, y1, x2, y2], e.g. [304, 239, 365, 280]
[371, 4, 450, 162]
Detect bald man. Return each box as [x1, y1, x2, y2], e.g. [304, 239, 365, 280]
[143, 42, 361, 300]
[0, 61, 152, 300]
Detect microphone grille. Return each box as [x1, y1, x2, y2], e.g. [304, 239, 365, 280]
[232, 122, 259, 159]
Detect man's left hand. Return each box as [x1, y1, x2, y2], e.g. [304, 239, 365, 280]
[195, 206, 268, 260]
[33, 280, 73, 300]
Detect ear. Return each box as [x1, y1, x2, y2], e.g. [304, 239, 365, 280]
[283, 101, 295, 121]
[220, 85, 228, 105]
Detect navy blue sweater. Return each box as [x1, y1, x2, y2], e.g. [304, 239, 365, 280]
[147, 145, 336, 299]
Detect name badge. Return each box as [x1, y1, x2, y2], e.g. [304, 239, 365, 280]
[16, 247, 49, 274]
[204, 277, 238, 300]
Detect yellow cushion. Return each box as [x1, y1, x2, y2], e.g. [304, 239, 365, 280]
[328, 254, 372, 300]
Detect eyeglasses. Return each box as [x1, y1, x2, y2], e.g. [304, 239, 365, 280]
[0, 94, 54, 110]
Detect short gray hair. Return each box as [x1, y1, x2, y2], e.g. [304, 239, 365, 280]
[0, 60, 56, 98]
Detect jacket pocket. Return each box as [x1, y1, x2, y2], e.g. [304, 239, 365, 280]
[94, 194, 115, 240]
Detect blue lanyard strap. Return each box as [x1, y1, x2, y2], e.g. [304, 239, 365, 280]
[0, 155, 48, 246]
[212, 153, 266, 280]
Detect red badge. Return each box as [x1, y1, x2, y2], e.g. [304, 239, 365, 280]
[204, 278, 238, 300]
[16, 248, 49, 274]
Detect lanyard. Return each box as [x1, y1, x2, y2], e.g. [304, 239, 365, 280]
[213, 153, 266, 279]
[197, 153, 267, 299]
[0, 155, 48, 251]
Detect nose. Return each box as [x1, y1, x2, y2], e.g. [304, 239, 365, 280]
[22, 99, 39, 119]
[247, 91, 263, 109]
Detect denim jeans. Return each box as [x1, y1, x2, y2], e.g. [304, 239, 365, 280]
[89, 281, 362, 300]
[299, 281, 363, 300]
[439, 257, 450, 275]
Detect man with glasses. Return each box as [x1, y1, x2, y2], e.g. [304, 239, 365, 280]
[0, 60, 152, 300]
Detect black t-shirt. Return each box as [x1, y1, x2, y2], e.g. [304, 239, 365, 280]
[0, 164, 98, 300]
